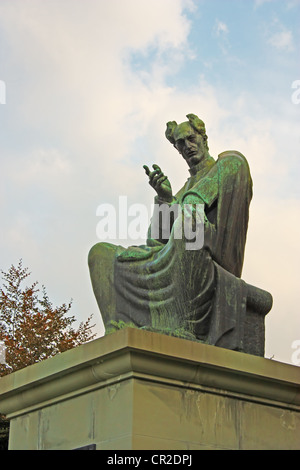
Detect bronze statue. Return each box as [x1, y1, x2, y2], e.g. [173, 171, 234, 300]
[88, 114, 272, 356]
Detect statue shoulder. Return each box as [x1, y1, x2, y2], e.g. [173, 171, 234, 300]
[218, 150, 248, 164]
[217, 150, 251, 176]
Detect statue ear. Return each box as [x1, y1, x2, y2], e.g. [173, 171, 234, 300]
[165, 121, 177, 144]
[186, 114, 206, 134]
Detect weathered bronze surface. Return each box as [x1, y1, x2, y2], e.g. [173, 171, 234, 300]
[88, 114, 272, 355]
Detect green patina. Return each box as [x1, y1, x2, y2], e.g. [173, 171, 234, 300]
[88, 113, 272, 356]
[106, 320, 201, 341]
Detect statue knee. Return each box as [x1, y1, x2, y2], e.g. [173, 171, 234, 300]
[88, 242, 122, 270]
[88, 242, 102, 268]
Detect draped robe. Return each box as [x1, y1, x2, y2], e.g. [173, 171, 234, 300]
[88, 151, 254, 351]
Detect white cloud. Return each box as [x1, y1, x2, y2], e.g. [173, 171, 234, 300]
[214, 20, 229, 37]
[287, 0, 300, 9]
[254, 0, 274, 8]
[0, 0, 195, 202]
[264, 16, 295, 52]
[268, 29, 294, 51]
[212, 19, 231, 56]
[0, 0, 195, 335]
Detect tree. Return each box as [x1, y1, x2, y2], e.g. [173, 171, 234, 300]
[0, 259, 96, 449]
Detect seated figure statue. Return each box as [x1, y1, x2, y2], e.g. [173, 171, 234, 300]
[88, 114, 273, 356]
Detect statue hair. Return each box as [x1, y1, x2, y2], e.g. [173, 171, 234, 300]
[165, 114, 209, 150]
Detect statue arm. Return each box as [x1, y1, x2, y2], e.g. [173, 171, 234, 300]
[146, 194, 179, 246]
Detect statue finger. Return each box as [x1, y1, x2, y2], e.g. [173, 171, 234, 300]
[143, 165, 150, 176]
[151, 171, 164, 185]
[152, 164, 161, 172]
[149, 168, 161, 183]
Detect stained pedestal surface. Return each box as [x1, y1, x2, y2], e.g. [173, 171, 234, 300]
[0, 328, 299, 450]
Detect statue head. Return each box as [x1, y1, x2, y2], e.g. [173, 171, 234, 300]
[165, 114, 209, 168]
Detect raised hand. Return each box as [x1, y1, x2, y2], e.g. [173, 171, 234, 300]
[143, 164, 173, 202]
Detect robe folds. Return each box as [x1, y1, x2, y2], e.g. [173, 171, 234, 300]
[88, 151, 254, 351]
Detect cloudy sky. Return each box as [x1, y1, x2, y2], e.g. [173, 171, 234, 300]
[0, 0, 299, 365]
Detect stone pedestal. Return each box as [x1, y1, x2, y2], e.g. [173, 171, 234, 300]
[0, 328, 299, 450]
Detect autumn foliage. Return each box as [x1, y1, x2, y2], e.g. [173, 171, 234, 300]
[0, 260, 97, 449]
[0, 260, 96, 376]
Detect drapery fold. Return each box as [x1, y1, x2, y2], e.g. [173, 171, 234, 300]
[88, 151, 253, 350]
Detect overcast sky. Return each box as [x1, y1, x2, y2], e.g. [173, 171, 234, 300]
[0, 0, 299, 365]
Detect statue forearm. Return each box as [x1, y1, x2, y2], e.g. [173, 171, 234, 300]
[146, 195, 179, 245]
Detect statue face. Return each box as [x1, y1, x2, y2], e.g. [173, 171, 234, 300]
[173, 122, 207, 168]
